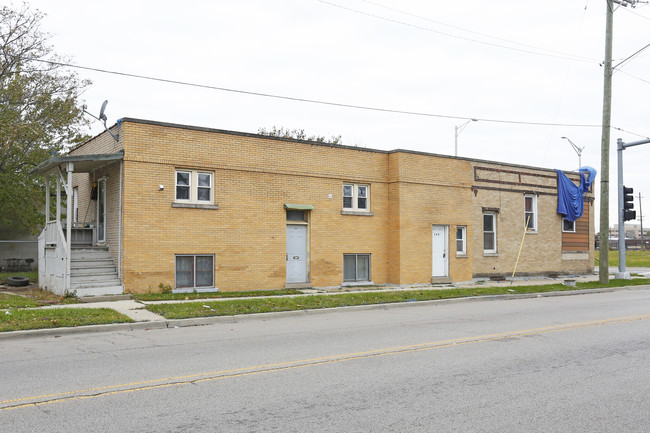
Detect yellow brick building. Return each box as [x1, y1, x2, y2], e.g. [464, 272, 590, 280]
[33, 118, 594, 295]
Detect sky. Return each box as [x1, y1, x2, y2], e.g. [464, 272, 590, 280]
[21, 0, 650, 231]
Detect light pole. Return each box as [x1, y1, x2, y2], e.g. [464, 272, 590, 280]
[454, 119, 477, 157]
[561, 136, 585, 169]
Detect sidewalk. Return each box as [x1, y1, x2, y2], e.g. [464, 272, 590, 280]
[3, 268, 649, 339]
[54, 271, 608, 322]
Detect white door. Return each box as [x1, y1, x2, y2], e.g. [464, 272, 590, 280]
[432, 225, 449, 277]
[286, 225, 308, 283]
[97, 179, 106, 243]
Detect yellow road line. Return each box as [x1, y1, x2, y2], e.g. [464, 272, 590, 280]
[2, 314, 649, 412]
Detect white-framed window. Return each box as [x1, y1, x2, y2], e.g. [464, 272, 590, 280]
[343, 254, 370, 282]
[343, 184, 369, 211]
[456, 226, 467, 255]
[483, 212, 497, 254]
[524, 194, 537, 231]
[562, 218, 576, 233]
[175, 170, 213, 203]
[175, 255, 214, 289]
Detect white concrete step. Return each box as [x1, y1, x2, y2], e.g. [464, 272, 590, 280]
[73, 285, 124, 297]
[71, 251, 113, 261]
[71, 279, 122, 289]
[70, 265, 117, 276]
[70, 269, 117, 282]
[69, 246, 122, 295]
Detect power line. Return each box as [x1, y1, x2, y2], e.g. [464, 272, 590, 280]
[618, 69, 650, 84]
[613, 42, 650, 70]
[613, 126, 650, 139]
[29, 57, 604, 129]
[358, 0, 599, 62]
[318, 0, 599, 63]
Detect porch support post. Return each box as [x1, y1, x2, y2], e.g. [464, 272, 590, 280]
[45, 176, 50, 223]
[65, 162, 74, 293]
[56, 167, 62, 223]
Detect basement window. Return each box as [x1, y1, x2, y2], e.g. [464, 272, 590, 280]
[175, 255, 214, 290]
[343, 254, 371, 282]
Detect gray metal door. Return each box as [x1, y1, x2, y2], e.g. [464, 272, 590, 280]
[286, 225, 308, 283]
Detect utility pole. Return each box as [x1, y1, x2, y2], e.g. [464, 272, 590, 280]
[599, 0, 614, 284]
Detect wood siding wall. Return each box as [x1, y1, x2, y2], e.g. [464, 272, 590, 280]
[562, 201, 590, 251]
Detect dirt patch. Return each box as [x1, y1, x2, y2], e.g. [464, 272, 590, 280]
[0, 283, 70, 305]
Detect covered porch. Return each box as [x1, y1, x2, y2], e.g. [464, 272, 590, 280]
[31, 152, 124, 297]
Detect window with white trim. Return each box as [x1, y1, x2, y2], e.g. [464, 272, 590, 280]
[562, 218, 575, 233]
[175, 170, 213, 204]
[524, 194, 537, 231]
[343, 184, 369, 211]
[483, 212, 497, 253]
[175, 255, 214, 289]
[456, 226, 467, 255]
[343, 254, 370, 282]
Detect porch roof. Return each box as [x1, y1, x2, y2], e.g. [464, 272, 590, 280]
[30, 151, 124, 176]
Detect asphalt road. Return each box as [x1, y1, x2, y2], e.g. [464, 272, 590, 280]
[2, 288, 649, 432]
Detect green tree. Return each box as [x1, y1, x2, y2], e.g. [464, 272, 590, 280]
[258, 126, 342, 145]
[0, 4, 90, 235]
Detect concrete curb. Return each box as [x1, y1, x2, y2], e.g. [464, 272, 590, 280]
[1, 285, 647, 340]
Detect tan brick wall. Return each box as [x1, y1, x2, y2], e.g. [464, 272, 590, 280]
[386, 152, 474, 284]
[120, 121, 391, 292]
[69, 119, 594, 293]
[471, 162, 594, 277]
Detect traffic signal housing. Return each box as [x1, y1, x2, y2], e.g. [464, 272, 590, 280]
[623, 186, 636, 221]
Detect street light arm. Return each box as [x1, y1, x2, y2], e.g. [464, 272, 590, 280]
[454, 119, 477, 157]
[561, 136, 584, 156]
[456, 119, 477, 137]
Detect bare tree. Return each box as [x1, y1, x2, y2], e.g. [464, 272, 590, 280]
[258, 126, 342, 145]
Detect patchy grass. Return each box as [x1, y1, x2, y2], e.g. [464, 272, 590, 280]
[133, 289, 303, 301]
[146, 279, 650, 320]
[596, 250, 650, 267]
[0, 308, 134, 332]
[0, 293, 40, 309]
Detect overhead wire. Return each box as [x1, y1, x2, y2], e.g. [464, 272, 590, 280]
[358, 0, 599, 62]
[613, 43, 650, 71]
[317, 0, 599, 63]
[26, 56, 603, 129]
[541, 0, 591, 166]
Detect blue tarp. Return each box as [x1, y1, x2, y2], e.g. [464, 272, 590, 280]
[556, 166, 597, 222]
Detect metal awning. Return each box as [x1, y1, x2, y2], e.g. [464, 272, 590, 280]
[284, 203, 315, 210]
[30, 152, 124, 176]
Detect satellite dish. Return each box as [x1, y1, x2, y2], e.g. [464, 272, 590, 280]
[99, 100, 109, 121]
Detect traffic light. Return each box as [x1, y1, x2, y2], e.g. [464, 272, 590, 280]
[623, 186, 636, 221]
